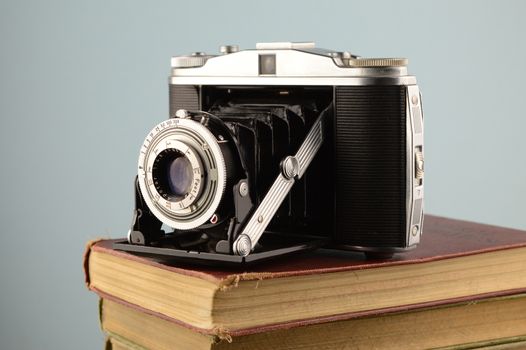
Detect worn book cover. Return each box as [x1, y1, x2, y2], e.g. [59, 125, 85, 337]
[100, 295, 526, 350]
[84, 215, 526, 336]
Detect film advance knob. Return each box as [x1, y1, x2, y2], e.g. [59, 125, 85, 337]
[220, 45, 239, 54]
[415, 150, 424, 180]
[171, 52, 215, 68]
[347, 57, 408, 67]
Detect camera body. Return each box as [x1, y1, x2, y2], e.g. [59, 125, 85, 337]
[118, 42, 424, 264]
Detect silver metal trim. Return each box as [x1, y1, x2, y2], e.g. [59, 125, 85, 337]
[295, 116, 324, 178]
[170, 44, 414, 86]
[256, 42, 316, 50]
[233, 174, 294, 256]
[233, 108, 328, 256]
[170, 76, 416, 86]
[406, 85, 424, 247]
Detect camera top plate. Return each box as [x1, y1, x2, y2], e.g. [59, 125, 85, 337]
[169, 42, 416, 86]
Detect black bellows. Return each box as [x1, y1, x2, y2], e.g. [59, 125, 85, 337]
[334, 86, 407, 247]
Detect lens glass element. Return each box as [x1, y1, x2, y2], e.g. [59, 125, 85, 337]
[167, 156, 193, 197]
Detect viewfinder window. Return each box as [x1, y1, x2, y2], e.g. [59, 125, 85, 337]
[259, 54, 276, 75]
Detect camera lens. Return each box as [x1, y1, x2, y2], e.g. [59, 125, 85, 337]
[167, 155, 193, 197]
[152, 149, 198, 201]
[138, 118, 229, 230]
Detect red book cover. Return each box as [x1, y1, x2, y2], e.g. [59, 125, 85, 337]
[84, 215, 526, 336]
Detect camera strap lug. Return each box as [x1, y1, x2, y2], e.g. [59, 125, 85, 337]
[233, 105, 332, 256]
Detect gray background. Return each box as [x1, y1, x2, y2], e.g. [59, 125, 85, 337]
[1, 0, 525, 349]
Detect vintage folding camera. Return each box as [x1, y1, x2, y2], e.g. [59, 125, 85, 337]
[114, 42, 425, 264]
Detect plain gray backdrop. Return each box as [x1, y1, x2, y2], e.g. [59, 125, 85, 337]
[1, 0, 525, 349]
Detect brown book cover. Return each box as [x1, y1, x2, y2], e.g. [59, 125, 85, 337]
[84, 215, 526, 336]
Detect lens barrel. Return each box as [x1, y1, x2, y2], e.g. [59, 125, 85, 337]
[137, 118, 231, 230]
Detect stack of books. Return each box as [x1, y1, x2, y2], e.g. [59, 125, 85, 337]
[84, 216, 526, 349]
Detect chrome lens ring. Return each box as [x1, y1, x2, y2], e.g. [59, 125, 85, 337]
[138, 118, 226, 230]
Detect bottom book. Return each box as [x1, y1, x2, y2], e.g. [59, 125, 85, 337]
[100, 294, 526, 350]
